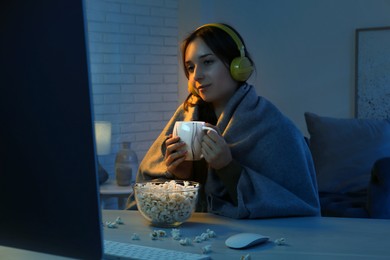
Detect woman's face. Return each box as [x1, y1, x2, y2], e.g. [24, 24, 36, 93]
[185, 37, 239, 107]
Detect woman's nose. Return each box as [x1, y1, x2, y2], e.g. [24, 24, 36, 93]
[194, 66, 204, 81]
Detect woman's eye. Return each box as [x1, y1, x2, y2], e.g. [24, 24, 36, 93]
[204, 59, 214, 65]
[186, 65, 194, 73]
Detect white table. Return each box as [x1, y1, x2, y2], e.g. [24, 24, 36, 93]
[1, 210, 389, 259]
[99, 179, 132, 209]
[101, 210, 390, 259]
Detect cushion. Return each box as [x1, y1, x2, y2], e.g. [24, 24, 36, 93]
[304, 112, 390, 194]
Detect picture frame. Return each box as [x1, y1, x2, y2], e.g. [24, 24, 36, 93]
[355, 26, 390, 119]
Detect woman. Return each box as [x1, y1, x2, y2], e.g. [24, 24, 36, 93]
[130, 23, 320, 218]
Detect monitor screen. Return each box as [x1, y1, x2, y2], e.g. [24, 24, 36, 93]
[0, 0, 103, 259]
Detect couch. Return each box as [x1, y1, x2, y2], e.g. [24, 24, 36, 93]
[304, 112, 390, 219]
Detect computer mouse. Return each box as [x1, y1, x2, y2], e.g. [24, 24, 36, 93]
[225, 233, 269, 249]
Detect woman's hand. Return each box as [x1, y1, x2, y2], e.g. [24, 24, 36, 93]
[164, 134, 192, 179]
[201, 124, 232, 170]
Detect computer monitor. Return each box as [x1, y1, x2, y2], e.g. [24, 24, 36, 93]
[0, 0, 103, 259]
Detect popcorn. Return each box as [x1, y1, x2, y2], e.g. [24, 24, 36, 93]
[206, 229, 216, 238]
[105, 221, 117, 229]
[241, 254, 251, 260]
[134, 181, 199, 226]
[179, 237, 192, 246]
[171, 228, 181, 240]
[202, 244, 212, 254]
[193, 229, 217, 243]
[115, 217, 124, 225]
[149, 231, 159, 240]
[155, 230, 167, 237]
[274, 237, 286, 246]
[131, 233, 140, 240]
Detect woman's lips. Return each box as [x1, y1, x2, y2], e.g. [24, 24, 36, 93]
[198, 84, 210, 92]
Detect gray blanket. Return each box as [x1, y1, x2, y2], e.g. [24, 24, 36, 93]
[135, 84, 320, 218]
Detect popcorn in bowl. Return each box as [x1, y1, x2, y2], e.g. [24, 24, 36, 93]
[134, 180, 200, 227]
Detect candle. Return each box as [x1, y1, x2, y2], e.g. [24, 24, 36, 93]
[94, 121, 112, 155]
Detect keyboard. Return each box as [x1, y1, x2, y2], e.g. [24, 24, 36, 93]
[103, 240, 211, 260]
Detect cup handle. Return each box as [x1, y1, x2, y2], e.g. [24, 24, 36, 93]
[202, 126, 218, 134]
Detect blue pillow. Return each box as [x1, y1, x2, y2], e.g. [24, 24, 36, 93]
[304, 112, 390, 194]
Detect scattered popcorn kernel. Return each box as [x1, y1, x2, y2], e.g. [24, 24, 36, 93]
[274, 237, 286, 245]
[115, 216, 124, 225]
[179, 237, 192, 246]
[131, 233, 140, 240]
[202, 244, 212, 254]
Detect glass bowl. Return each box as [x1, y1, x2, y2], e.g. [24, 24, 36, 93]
[133, 180, 200, 227]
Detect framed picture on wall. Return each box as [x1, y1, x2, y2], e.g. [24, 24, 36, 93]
[355, 26, 390, 119]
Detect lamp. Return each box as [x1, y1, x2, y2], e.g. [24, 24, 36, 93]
[94, 121, 112, 184]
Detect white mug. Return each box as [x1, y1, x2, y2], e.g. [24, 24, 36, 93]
[173, 121, 217, 161]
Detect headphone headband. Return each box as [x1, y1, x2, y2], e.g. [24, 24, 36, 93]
[196, 23, 245, 57]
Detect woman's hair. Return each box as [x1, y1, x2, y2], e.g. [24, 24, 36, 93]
[180, 24, 254, 122]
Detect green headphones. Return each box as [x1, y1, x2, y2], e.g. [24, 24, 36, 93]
[196, 23, 254, 82]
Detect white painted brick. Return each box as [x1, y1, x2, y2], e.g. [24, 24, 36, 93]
[136, 130, 161, 141]
[135, 54, 163, 64]
[94, 104, 120, 114]
[164, 74, 177, 83]
[163, 56, 179, 64]
[88, 22, 120, 33]
[164, 36, 178, 46]
[103, 54, 134, 64]
[93, 95, 105, 105]
[103, 94, 127, 104]
[150, 83, 177, 92]
[135, 74, 163, 83]
[119, 44, 148, 54]
[87, 0, 179, 165]
[136, 0, 163, 6]
[117, 113, 136, 123]
[103, 74, 135, 84]
[136, 16, 164, 26]
[85, 11, 106, 22]
[92, 84, 121, 94]
[149, 101, 177, 111]
[121, 122, 147, 133]
[164, 0, 178, 8]
[150, 64, 177, 74]
[135, 112, 164, 122]
[150, 27, 177, 36]
[91, 74, 104, 84]
[164, 17, 177, 27]
[121, 84, 151, 93]
[150, 46, 177, 55]
[121, 4, 150, 15]
[163, 111, 175, 120]
[90, 63, 121, 73]
[120, 103, 149, 113]
[87, 1, 121, 12]
[103, 33, 134, 44]
[89, 54, 104, 63]
[106, 13, 135, 24]
[120, 64, 149, 74]
[87, 32, 104, 42]
[149, 121, 167, 130]
[133, 93, 163, 103]
[135, 35, 164, 45]
[150, 7, 176, 17]
[89, 42, 120, 53]
[163, 93, 178, 102]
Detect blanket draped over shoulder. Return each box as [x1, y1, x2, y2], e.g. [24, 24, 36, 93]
[135, 84, 320, 218]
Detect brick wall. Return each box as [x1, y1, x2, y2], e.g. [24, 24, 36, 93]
[85, 0, 178, 178]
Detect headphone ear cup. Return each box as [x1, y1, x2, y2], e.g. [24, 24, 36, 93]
[230, 56, 253, 82]
[188, 81, 199, 96]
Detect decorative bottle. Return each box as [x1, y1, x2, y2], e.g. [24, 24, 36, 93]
[115, 141, 138, 186]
